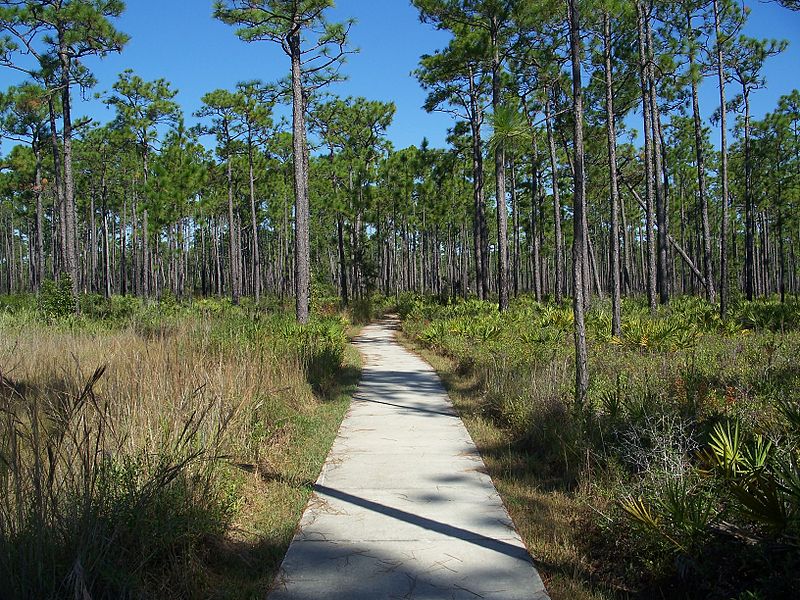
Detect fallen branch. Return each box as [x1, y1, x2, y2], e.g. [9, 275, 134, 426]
[620, 177, 708, 290]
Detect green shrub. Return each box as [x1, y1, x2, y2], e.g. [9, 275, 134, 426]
[38, 275, 75, 319]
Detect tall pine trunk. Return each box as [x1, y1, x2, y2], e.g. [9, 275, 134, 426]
[491, 17, 509, 311]
[33, 141, 44, 291]
[58, 39, 78, 298]
[687, 7, 717, 303]
[637, 1, 657, 313]
[248, 131, 262, 302]
[224, 126, 240, 305]
[646, 9, 669, 305]
[568, 0, 589, 406]
[290, 30, 311, 323]
[713, 0, 730, 317]
[603, 12, 622, 337]
[545, 93, 564, 304]
[46, 88, 65, 277]
[102, 174, 111, 298]
[468, 65, 489, 300]
[743, 89, 755, 300]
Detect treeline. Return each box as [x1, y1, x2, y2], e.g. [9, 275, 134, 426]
[1, 3, 799, 350]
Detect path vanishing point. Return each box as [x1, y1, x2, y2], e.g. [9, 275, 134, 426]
[269, 318, 549, 600]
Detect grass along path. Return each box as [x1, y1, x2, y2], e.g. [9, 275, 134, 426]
[203, 343, 362, 599]
[398, 333, 614, 600]
[0, 303, 362, 599]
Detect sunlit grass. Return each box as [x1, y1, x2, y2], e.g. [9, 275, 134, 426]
[400, 293, 800, 599]
[0, 297, 359, 598]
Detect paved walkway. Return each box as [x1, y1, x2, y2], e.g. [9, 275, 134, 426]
[269, 318, 549, 600]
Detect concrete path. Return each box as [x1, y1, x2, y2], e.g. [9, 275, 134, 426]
[269, 318, 549, 600]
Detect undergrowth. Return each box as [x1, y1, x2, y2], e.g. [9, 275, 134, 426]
[401, 293, 800, 599]
[0, 294, 359, 599]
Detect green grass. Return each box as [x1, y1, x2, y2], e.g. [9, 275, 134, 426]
[399, 334, 614, 600]
[0, 294, 361, 599]
[198, 344, 361, 599]
[399, 293, 800, 599]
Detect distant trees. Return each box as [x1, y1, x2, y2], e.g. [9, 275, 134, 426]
[106, 70, 180, 298]
[0, 83, 49, 290]
[0, 0, 799, 401]
[0, 0, 128, 294]
[214, 0, 354, 323]
[408, 0, 795, 402]
[311, 96, 395, 303]
[414, 0, 518, 311]
[415, 33, 491, 301]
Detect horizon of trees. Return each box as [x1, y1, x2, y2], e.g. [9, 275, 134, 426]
[1, 1, 800, 399]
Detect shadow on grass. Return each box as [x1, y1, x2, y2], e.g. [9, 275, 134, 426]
[307, 352, 362, 401]
[202, 532, 294, 600]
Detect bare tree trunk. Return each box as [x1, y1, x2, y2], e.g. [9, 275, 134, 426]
[588, 231, 603, 299]
[686, 7, 717, 304]
[743, 90, 755, 300]
[58, 40, 78, 298]
[224, 121, 240, 305]
[33, 142, 44, 291]
[46, 88, 65, 278]
[491, 17, 509, 311]
[460, 219, 468, 298]
[337, 213, 348, 305]
[248, 132, 262, 302]
[468, 65, 489, 300]
[603, 12, 622, 337]
[713, 0, 730, 317]
[568, 0, 589, 406]
[545, 93, 565, 304]
[646, 9, 669, 305]
[526, 131, 543, 301]
[50, 188, 57, 279]
[637, 1, 657, 313]
[89, 190, 97, 293]
[779, 210, 786, 303]
[101, 171, 112, 298]
[121, 197, 128, 296]
[511, 159, 520, 297]
[213, 218, 223, 297]
[142, 208, 150, 298]
[621, 194, 633, 294]
[290, 30, 310, 323]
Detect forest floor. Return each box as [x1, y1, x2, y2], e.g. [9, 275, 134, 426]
[269, 318, 548, 599]
[204, 342, 361, 599]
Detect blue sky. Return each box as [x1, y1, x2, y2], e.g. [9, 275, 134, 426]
[1, 0, 799, 152]
[0, 0, 454, 150]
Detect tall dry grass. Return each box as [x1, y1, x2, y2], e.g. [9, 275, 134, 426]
[0, 308, 335, 599]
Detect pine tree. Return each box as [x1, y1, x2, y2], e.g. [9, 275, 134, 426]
[0, 0, 128, 297]
[214, 0, 354, 323]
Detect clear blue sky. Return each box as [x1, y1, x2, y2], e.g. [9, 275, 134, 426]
[1, 0, 799, 152]
[2, 0, 455, 150]
[701, 1, 800, 126]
